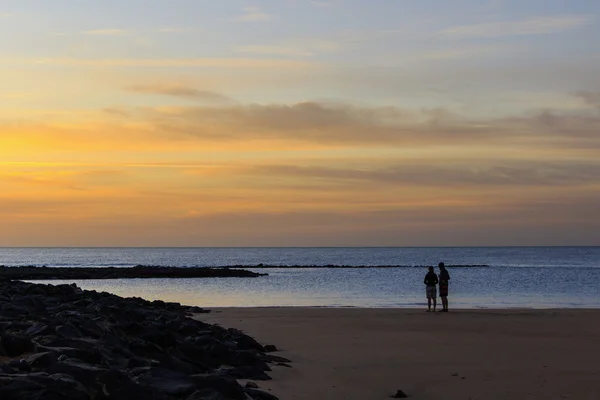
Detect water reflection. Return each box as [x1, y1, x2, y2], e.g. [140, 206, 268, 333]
[27, 265, 600, 309]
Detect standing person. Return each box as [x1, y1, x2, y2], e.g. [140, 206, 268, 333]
[423, 266, 438, 312]
[438, 262, 450, 312]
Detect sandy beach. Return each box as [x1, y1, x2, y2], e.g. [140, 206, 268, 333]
[197, 308, 600, 400]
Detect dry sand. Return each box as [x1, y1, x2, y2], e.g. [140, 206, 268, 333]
[197, 308, 600, 400]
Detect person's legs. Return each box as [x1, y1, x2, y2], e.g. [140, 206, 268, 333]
[439, 284, 449, 311]
[433, 297, 437, 311]
[426, 287, 433, 311]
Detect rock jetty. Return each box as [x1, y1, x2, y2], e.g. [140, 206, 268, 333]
[0, 280, 288, 399]
[0, 266, 267, 280]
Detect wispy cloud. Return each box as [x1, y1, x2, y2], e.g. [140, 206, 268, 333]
[124, 84, 233, 103]
[84, 29, 127, 36]
[158, 27, 192, 34]
[119, 101, 600, 152]
[411, 43, 520, 61]
[0, 12, 14, 17]
[230, 7, 271, 22]
[237, 45, 316, 57]
[4, 98, 599, 246]
[246, 161, 600, 187]
[238, 28, 404, 57]
[440, 15, 591, 39]
[576, 91, 600, 108]
[17, 57, 312, 69]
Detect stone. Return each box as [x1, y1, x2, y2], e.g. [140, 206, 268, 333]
[244, 387, 280, 400]
[136, 367, 197, 397]
[187, 388, 227, 400]
[264, 345, 277, 352]
[392, 389, 409, 398]
[191, 374, 246, 400]
[0, 333, 35, 357]
[218, 366, 272, 381]
[55, 322, 83, 339]
[261, 354, 291, 363]
[47, 359, 108, 387]
[0, 279, 284, 400]
[25, 352, 60, 369]
[25, 323, 48, 336]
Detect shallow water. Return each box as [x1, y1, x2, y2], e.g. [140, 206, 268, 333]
[2, 247, 599, 308]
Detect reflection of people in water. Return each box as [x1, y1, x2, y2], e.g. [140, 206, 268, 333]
[423, 266, 438, 312]
[438, 262, 450, 312]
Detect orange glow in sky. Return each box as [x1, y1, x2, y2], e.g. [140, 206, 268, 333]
[1, 1, 599, 246]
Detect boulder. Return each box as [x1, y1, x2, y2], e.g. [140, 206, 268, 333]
[244, 387, 280, 400]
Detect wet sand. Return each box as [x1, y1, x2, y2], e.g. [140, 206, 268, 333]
[197, 308, 600, 400]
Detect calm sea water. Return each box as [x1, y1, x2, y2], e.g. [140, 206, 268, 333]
[1, 247, 599, 309]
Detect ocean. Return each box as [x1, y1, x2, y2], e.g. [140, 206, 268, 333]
[1, 247, 599, 309]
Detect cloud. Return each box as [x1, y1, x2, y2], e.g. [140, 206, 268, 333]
[123, 84, 234, 103]
[16, 57, 312, 69]
[576, 91, 600, 108]
[440, 15, 590, 39]
[2, 101, 600, 153]
[230, 7, 271, 22]
[158, 27, 192, 33]
[237, 29, 404, 58]
[84, 29, 127, 36]
[237, 45, 316, 57]
[246, 161, 600, 188]
[3, 98, 600, 246]
[136, 102, 600, 151]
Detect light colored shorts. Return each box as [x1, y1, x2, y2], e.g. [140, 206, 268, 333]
[426, 286, 437, 299]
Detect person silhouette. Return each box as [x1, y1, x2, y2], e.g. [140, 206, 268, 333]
[423, 266, 438, 312]
[438, 262, 450, 312]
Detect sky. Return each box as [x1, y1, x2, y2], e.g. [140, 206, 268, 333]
[1, 0, 599, 246]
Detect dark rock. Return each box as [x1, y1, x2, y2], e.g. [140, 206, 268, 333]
[245, 381, 259, 389]
[47, 359, 107, 387]
[229, 329, 266, 352]
[0, 333, 35, 357]
[244, 387, 280, 400]
[276, 363, 292, 368]
[187, 306, 209, 314]
[97, 369, 169, 400]
[186, 388, 227, 400]
[0, 279, 285, 400]
[0, 372, 90, 400]
[55, 322, 83, 339]
[0, 265, 266, 280]
[26, 323, 49, 336]
[136, 367, 197, 397]
[261, 354, 291, 364]
[78, 319, 105, 338]
[264, 345, 277, 353]
[218, 366, 272, 381]
[392, 389, 409, 398]
[138, 326, 177, 348]
[25, 352, 60, 369]
[18, 359, 31, 372]
[191, 374, 246, 400]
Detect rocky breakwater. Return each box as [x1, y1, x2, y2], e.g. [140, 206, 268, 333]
[0, 265, 267, 280]
[0, 280, 288, 399]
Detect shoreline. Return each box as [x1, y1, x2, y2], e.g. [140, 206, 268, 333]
[198, 305, 600, 309]
[197, 307, 600, 400]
